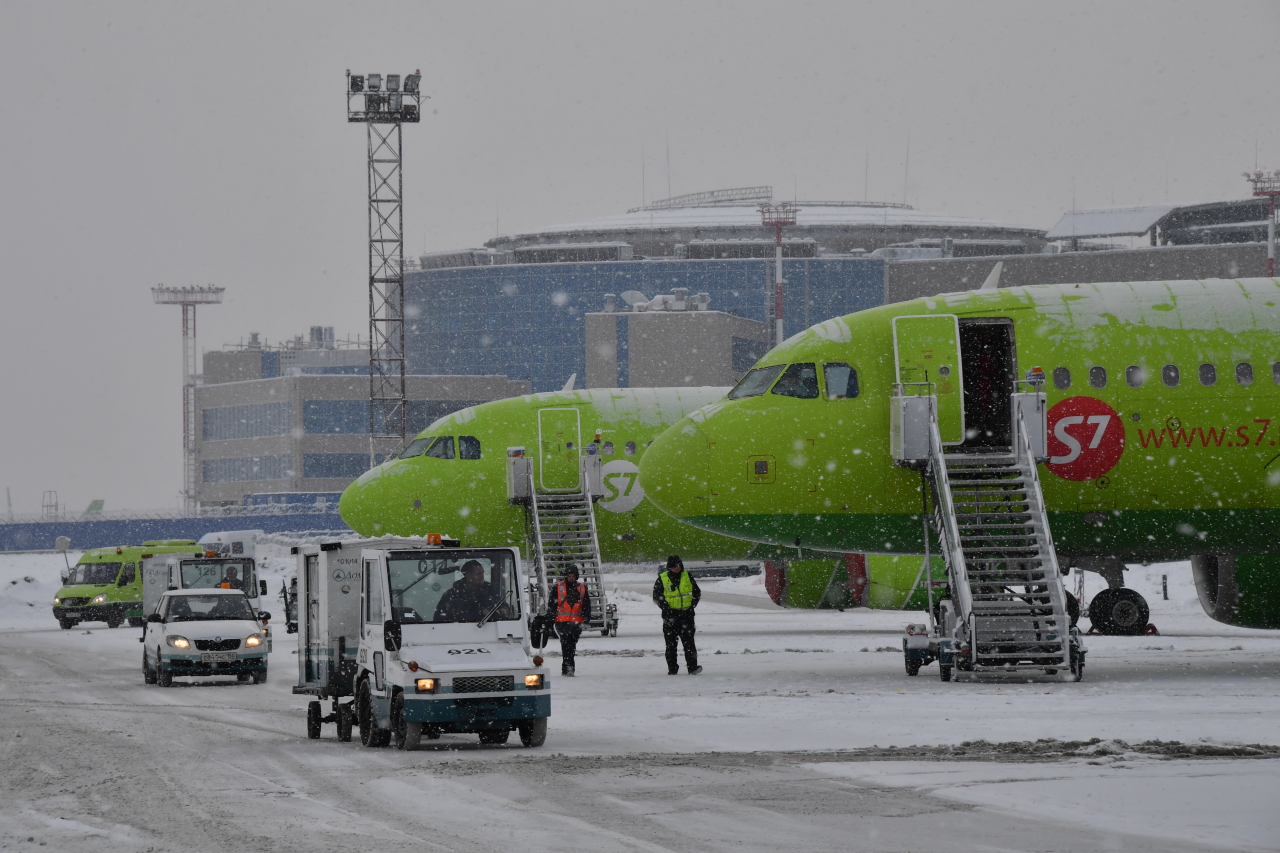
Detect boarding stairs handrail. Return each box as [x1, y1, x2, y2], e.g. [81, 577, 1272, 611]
[925, 411, 974, 635]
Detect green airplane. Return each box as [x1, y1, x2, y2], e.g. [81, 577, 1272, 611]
[640, 277, 1280, 631]
[338, 387, 927, 609]
[341, 387, 768, 563]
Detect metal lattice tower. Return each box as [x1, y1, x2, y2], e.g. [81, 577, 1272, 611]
[152, 284, 224, 509]
[347, 70, 423, 461]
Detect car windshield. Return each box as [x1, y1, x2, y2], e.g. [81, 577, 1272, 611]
[72, 562, 121, 585]
[164, 594, 255, 622]
[179, 559, 256, 592]
[727, 365, 785, 399]
[386, 550, 520, 624]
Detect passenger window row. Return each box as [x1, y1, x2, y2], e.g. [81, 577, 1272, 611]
[399, 435, 482, 460]
[728, 362, 861, 401]
[1052, 362, 1277, 391]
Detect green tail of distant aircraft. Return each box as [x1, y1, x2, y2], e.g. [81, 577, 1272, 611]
[641, 277, 1280, 630]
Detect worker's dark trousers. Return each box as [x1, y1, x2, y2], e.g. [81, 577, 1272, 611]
[555, 621, 582, 672]
[663, 610, 697, 672]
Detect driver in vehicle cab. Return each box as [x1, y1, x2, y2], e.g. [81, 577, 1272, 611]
[433, 560, 504, 622]
[220, 566, 242, 590]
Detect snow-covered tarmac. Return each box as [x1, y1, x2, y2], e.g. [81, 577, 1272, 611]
[1, 552, 1277, 852]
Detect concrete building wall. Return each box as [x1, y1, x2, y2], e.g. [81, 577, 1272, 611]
[586, 310, 769, 388]
[884, 243, 1270, 304]
[204, 351, 264, 385]
[195, 374, 528, 505]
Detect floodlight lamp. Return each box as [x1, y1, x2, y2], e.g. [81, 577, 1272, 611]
[404, 73, 421, 93]
[387, 74, 400, 92]
[368, 73, 381, 91]
[389, 93, 403, 112]
[349, 74, 364, 93]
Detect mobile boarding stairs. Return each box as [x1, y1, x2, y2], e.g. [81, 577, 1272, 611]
[894, 382, 1085, 681]
[507, 450, 619, 641]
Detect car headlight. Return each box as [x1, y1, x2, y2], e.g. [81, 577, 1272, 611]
[245, 633, 264, 647]
[525, 673, 544, 689]
[53, 597, 61, 606]
[166, 636, 191, 649]
[415, 678, 438, 693]
[91, 594, 108, 605]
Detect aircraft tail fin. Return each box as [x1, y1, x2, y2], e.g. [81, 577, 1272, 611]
[978, 261, 1003, 291]
[561, 373, 577, 392]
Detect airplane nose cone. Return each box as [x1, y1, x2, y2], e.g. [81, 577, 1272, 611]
[339, 460, 406, 536]
[640, 418, 711, 523]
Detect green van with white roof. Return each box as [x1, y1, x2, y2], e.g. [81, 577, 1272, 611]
[53, 541, 202, 630]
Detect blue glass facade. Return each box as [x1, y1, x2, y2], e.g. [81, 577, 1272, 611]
[405, 258, 885, 392]
[203, 403, 291, 441]
[202, 455, 292, 483]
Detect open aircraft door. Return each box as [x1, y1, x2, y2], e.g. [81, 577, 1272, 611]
[892, 315, 965, 445]
[537, 408, 582, 492]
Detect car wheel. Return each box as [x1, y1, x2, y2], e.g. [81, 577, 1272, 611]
[143, 649, 157, 684]
[336, 705, 353, 742]
[357, 679, 391, 748]
[252, 669, 267, 684]
[237, 673, 252, 682]
[128, 617, 145, 629]
[107, 614, 123, 629]
[479, 729, 510, 745]
[517, 717, 547, 748]
[158, 659, 173, 687]
[58, 619, 75, 630]
[391, 692, 422, 751]
[307, 701, 322, 739]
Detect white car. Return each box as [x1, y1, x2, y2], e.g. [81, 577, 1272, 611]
[143, 589, 269, 686]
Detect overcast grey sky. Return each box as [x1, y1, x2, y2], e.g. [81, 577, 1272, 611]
[1, 1, 1277, 513]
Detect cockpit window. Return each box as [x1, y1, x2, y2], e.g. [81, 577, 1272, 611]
[459, 436, 481, 459]
[399, 437, 432, 459]
[771, 363, 820, 399]
[823, 363, 860, 399]
[728, 365, 785, 399]
[424, 436, 455, 459]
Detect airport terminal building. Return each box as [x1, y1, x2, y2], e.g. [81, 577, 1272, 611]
[405, 187, 1046, 392]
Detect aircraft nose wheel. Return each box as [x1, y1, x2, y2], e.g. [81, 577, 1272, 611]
[1088, 588, 1150, 635]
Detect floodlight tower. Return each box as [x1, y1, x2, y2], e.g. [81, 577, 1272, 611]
[760, 202, 798, 346]
[1244, 169, 1280, 277]
[347, 69, 423, 462]
[152, 284, 224, 509]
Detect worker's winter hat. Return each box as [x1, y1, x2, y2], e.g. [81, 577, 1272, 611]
[665, 555, 683, 569]
[564, 564, 579, 578]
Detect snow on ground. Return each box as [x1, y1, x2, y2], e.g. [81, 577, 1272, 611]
[810, 758, 1280, 853]
[1, 552, 1277, 851]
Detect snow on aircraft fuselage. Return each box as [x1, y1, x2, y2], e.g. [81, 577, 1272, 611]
[640, 277, 1280, 630]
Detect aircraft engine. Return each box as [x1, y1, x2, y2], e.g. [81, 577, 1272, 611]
[1191, 554, 1280, 629]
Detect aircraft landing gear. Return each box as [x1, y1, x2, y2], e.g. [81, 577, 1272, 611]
[1088, 587, 1150, 635]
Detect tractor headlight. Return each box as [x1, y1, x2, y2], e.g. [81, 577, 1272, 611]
[167, 636, 191, 649]
[53, 597, 61, 606]
[245, 633, 264, 647]
[415, 678, 438, 693]
[525, 673, 544, 689]
[91, 594, 108, 605]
